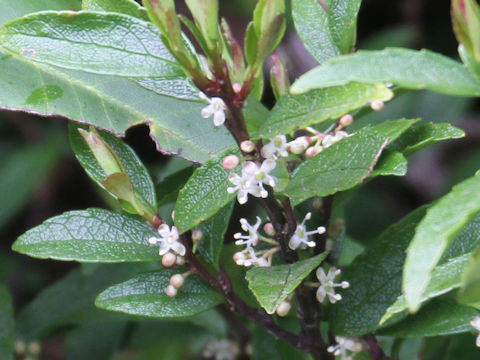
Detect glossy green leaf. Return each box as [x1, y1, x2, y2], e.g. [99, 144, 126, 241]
[291, 0, 340, 63]
[328, 0, 362, 53]
[174, 150, 238, 233]
[380, 299, 480, 337]
[390, 122, 465, 156]
[82, 0, 149, 21]
[291, 48, 480, 97]
[0, 0, 81, 25]
[197, 201, 235, 267]
[0, 284, 14, 360]
[370, 118, 420, 142]
[284, 131, 388, 205]
[0, 11, 182, 77]
[370, 151, 408, 178]
[328, 207, 427, 336]
[404, 174, 480, 312]
[12, 208, 159, 262]
[256, 83, 393, 138]
[458, 248, 480, 307]
[95, 270, 223, 318]
[16, 263, 160, 340]
[381, 254, 470, 324]
[69, 124, 157, 209]
[0, 138, 62, 230]
[246, 253, 328, 314]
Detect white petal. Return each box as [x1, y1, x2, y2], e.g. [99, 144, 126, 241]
[237, 190, 248, 204]
[472, 317, 480, 330]
[476, 334, 480, 347]
[172, 242, 186, 256]
[213, 110, 226, 126]
[316, 287, 326, 303]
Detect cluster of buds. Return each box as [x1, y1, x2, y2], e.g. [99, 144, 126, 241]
[233, 218, 280, 267]
[165, 271, 190, 298]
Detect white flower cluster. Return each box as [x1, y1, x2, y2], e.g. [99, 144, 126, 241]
[148, 224, 185, 257]
[327, 337, 364, 360]
[316, 267, 350, 304]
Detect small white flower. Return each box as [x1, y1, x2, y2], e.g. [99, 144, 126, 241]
[261, 135, 289, 159]
[327, 336, 364, 360]
[199, 92, 227, 126]
[234, 217, 262, 247]
[254, 159, 277, 197]
[471, 316, 480, 347]
[316, 267, 349, 304]
[288, 213, 326, 250]
[148, 224, 185, 256]
[234, 247, 271, 267]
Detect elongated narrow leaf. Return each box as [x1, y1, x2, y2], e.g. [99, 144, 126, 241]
[174, 150, 238, 233]
[381, 254, 470, 324]
[404, 174, 480, 312]
[328, 207, 427, 336]
[82, 0, 149, 21]
[256, 83, 393, 138]
[69, 124, 157, 208]
[284, 131, 388, 205]
[328, 0, 362, 53]
[0, 11, 182, 77]
[0, 284, 14, 360]
[246, 253, 328, 314]
[0, 0, 81, 25]
[12, 208, 159, 262]
[291, 0, 340, 63]
[96, 270, 223, 317]
[380, 299, 480, 337]
[291, 48, 480, 97]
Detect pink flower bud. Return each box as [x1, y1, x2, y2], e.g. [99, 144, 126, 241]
[232, 83, 242, 93]
[170, 274, 185, 289]
[339, 114, 354, 128]
[162, 253, 177, 267]
[240, 140, 255, 153]
[192, 229, 203, 243]
[276, 301, 291, 317]
[222, 155, 240, 170]
[306, 146, 321, 159]
[165, 284, 178, 297]
[263, 222, 275, 236]
[233, 251, 245, 263]
[369, 100, 384, 111]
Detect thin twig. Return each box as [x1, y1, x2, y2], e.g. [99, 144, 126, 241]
[364, 334, 391, 360]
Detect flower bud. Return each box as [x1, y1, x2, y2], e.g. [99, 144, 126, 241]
[165, 284, 178, 297]
[170, 274, 185, 289]
[287, 136, 310, 154]
[306, 146, 321, 159]
[192, 229, 203, 243]
[233, 251, 246, 264]
[276, 301, 291, 317]
[162, 252, 177, 267]
[240, 140, 255, 153]
[222, 155, 240, 170]
[369, 100, 384, 111]
[232, 83, 242, 93]
[263, 222, 275, 236]
[339, 114, 354, 128]
[176, 256, 186, 265]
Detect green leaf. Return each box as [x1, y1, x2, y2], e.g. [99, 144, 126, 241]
[246, 252, 328, 314]
[445, 333, 480, 360]
[284, 130, 389, 205]
[0, 0, 81, 26]
[0, 284, 14, 360]
[291, 0, 340, 63]
[328, 206, 427, 336]
[458, 248, 480, 307]
[380, 299, 480, 337]
[197, 201, 235, 267]
[403, 173, 480, 312]
[370, 151, 408, 178]
[70, 124, 157, 209]
[82, 0, 149, 21]
[369, 118, 420, 142]
[95, 270, 223, 318]
[16, 263, 160, 340]
[390, 122, 465, 156]
[291, 48, 480, 97]
[0, 138, 62, 231]
[0, 11, 182, 77]
[328, 0, 362, 53]
[174, 150, 238, 233]
[12, 208, 160, 262]
[253, 326, 307, 360]
[380, 254, 471, 324]
[255, 83, 393, 139]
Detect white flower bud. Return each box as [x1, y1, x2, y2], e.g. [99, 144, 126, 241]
[276, 301, 291, 317]
[222, 155, 240, 170]
[287, 136, 310, 154]
[233, 251, 246, 264]
[165, 284, 178, 297]
[339, 114, 354, 128]
[263, 222, 275, 236]
[176, 256, 186, 265]
[170, 274, 185, 289]
[192, 229, 203, 243]
[162, 252, 177, 267]
[240, 140, 255, 153]
[369, 100, 384, 111]
[232, 83, 242, 93]
[306, 146, 321, 159]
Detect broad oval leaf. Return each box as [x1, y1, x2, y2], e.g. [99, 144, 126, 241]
[12, 208, 160, 262]
[0, 11, 182, 77]
[291, 48, 480, 97]
[255, 83, 393, 139]
[0, 284, 14, 360]
[95, 270, 223, 318]
[403, 173, 480, 312]
[246, 253, 328, 314]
